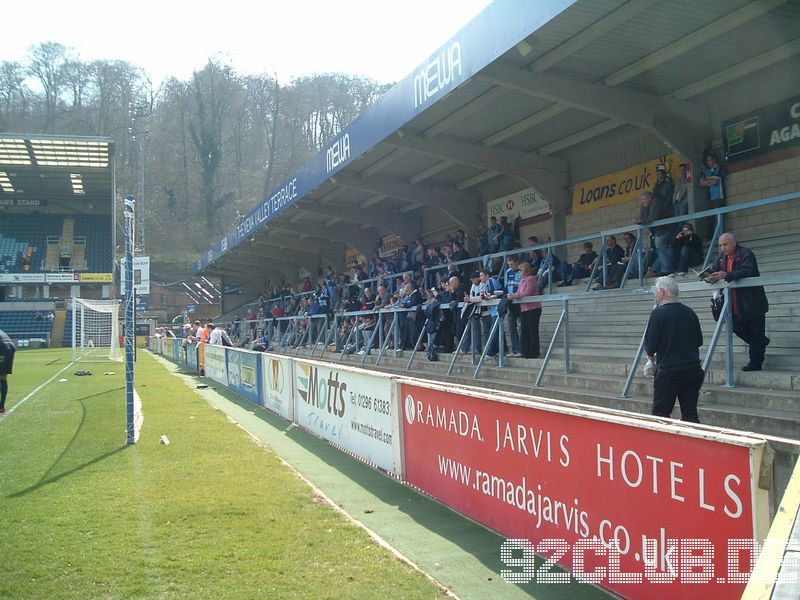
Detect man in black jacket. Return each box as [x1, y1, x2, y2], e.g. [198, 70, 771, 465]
[710, 233, 770, 371]
[670, 222, 703, 274]
[644, 277, 703, 423]
[0, 328, 16, 414]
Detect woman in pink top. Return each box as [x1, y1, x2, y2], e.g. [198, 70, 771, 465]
[508, 261, 542, 358]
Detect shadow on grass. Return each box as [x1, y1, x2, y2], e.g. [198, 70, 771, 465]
[7, 386, 128, 499]
[197, 379, 608, 600]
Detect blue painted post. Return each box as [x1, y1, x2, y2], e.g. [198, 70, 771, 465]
[124, 195, 136, 445]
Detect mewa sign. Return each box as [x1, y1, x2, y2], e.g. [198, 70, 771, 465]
[194, 0, 578, 274]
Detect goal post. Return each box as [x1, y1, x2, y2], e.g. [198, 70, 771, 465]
[71, 297, 123, 362]
[124, 195, 139, 444]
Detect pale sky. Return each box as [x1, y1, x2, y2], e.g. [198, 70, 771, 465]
[2, 0, 493, 85]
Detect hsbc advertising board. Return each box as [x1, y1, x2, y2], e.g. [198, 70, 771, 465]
[487, 187, 550, 225]
[261, 354, 294, 420]
[295, 360, 400, 475]
[400, 381, 767, 600]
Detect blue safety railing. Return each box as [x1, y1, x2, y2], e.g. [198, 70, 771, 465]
[183, 190, 799, 397]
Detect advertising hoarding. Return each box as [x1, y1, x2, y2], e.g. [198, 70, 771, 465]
[0, 273, 46, 283]
[723, 95, 800, 162]
[120, 256, 151, 295]
[295, 359, 400, 474]
[487, 187, 550, 225]
[45, 273, 79, 283]
[400, 381, 764, 600]
[572, 153, 684, 215]
[227, 348, 261, 406]
[186, 343, 198, 372]
[203, 344, 228, 386]
[79, 273, 113, 283]
[261, 353, 294, 420]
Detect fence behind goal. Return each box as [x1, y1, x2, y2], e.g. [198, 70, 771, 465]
[71, 297, 122, 362]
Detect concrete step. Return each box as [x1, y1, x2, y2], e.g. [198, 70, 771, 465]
[393, 354, 800, 409]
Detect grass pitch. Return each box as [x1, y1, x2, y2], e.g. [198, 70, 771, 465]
[0, 349, 441, 599]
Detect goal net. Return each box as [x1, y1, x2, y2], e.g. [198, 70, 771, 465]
[71, 298, 123, 362]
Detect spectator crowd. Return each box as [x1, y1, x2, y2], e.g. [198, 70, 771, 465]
[170, 153, 745, 374]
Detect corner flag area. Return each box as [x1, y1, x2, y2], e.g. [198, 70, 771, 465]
[0, 348, 613, 599]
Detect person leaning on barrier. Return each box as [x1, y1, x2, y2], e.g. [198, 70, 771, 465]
[503, 255, 523, 357]
[507, 261, 542, 359]
[457, 272, 482, 354]
[434, 275, 461, 354]
[198, 320, 212, 344]
[644, 276, 704, 423]
[709, 232, 770, 371]
[478, 268, 505, 359]
[423, 289, 443, 362]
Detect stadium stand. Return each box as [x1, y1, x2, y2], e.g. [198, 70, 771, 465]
[73, 215, 113, 273]
[0, 214, 112, 274]
[0, 303, 55, 345]
[62, 309, 74, 348]
[0, 215, 63, 273]
[211, 215, 799, 440]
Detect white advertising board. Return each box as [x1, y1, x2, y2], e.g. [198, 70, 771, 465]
[261, 353, 294, 420]
[120, 256, 151, 295]
[203, 344, 228, 386]
[486, 187, 550, 225]
[294, 359, 400, 474]
[45, 273, 79, 283]
[0, 273, 46, 283]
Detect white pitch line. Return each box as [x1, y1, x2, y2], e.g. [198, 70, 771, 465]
[0, 360, 76, 421]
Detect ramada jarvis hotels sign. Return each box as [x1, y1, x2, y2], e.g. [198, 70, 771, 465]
[401, 381, 766, 600]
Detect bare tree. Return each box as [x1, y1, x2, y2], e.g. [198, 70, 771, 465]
[0, 61, 29, 130]
[187, 60, 240, 233]
[27, 42, 70, 133]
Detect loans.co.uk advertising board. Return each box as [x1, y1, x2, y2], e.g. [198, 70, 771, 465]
[294, 359, 399, 475]
[400, 381, 764, 600]
[571, 153, 684, 215]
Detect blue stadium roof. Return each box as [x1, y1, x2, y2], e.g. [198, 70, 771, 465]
[196, 0, 800, 283]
